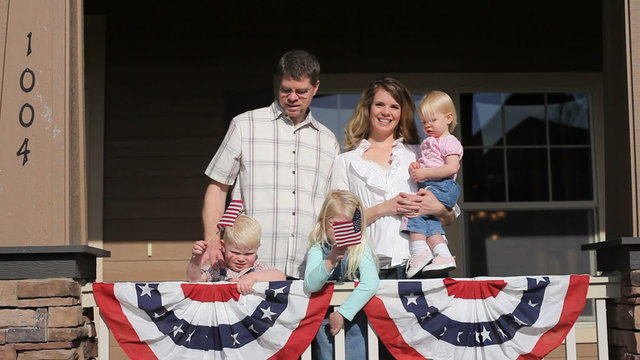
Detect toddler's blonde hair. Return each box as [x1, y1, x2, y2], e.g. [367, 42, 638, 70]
[223, 215, 261, 249]
[419, 90, 458, 133]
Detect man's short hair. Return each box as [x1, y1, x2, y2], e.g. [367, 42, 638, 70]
[276, 49, 320, 85]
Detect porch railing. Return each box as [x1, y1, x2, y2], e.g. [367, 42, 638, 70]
[301, 275, 620, 360]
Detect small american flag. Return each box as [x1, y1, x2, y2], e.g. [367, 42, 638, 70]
[217, 200, 243, 229]
[333, 208, 362, 248]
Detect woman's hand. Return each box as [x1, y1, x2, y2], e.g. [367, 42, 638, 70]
[400, 189, 454, 224]
[396, 192, 423, 216]
[366, 195, 418, 224]
[329, 311, 345, 336]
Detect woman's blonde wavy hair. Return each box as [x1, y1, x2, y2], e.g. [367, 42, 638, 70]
[343, 77, 419, 150]
[308, 190, 378, 280]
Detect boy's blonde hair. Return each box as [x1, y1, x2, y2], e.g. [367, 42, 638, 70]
[419, 91, 458, 133]
[308, 190, 378, 280]
[223, 215, 261, 248]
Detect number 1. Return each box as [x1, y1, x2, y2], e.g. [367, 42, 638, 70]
[26, 32, 32, 56]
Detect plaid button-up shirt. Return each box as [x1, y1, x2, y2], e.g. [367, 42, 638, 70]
[205, 102, 340, 278]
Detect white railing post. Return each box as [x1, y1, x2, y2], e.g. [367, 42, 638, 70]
[335, 328, 346, 360]
[565, 325, 577, 360]
[367, 322, 379, 359]
[301, 343, 312, 360]
[595, 298, 609, 360]
[587, 274, 619, 360]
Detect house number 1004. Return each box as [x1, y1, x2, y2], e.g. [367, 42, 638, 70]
[16, 32, 34, 166]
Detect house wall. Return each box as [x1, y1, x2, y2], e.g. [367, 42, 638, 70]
[80, 1, 619, 359]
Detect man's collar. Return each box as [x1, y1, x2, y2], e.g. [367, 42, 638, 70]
[270, 102, 319, 130]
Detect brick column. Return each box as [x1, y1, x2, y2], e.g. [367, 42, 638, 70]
[583, 238, 640, 359]
[0, 246, 109, 359]
[0, 279, 96, 360]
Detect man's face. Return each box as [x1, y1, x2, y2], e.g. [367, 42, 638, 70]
[277, 75, 319, 124]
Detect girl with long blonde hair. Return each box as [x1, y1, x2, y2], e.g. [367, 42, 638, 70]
[304, 190, 379, 360]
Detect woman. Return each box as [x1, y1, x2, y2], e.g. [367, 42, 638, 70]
[325, 77, 454, 360]
[331, 77, 453, 279]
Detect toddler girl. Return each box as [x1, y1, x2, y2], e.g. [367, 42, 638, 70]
[405, 91, 463, 278]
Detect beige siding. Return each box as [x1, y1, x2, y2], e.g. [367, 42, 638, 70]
[103, 240, 192, 282]
[546, 343, 598, 360]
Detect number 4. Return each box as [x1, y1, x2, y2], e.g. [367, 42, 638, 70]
[16, 138, 30, 165]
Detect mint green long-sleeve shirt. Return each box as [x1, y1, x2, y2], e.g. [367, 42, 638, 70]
[304, 243, 380, 321]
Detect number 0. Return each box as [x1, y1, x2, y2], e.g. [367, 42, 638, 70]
[19, 103, 34, 127]
[20, 68, 35, 92]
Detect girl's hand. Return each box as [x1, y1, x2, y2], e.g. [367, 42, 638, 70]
[328, 246, 346, 266]
[324, 245, 346, 272]
[330, 245, 346, 258]
[409, 167, 430, 182]
[329, 311, 345, 336]
[230, 275, 256, 295]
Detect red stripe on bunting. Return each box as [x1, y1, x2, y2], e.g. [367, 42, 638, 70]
[181, 282, 241, 302]
[92, 283, 159, 360]
[444, 278, 507, 299]
[518, 274, 590, 360]
[364, 294, 425, 359]
[270, 283, 335, 360]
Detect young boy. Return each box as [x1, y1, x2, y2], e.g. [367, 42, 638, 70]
[187, 214, 285, 294]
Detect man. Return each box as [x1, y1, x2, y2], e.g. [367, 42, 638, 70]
[197, 49, 340, 279]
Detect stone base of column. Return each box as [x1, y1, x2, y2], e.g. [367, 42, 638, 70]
[582, 238, 640, 359]
[0, 278, 97, 360]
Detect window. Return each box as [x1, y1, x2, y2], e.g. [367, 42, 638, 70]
[461, 92, 595, 277]
[310, 94, 361, 148]
[461, 93, 593, 202]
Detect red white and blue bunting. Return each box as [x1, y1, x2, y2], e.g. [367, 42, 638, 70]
[93, 281, 333, 359]
[364, 275, 589, 359]
[94, 275, 589, 360]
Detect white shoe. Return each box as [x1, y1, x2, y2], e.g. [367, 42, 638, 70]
[421, 255, 456, 275]
[406, 251, 434, 278]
